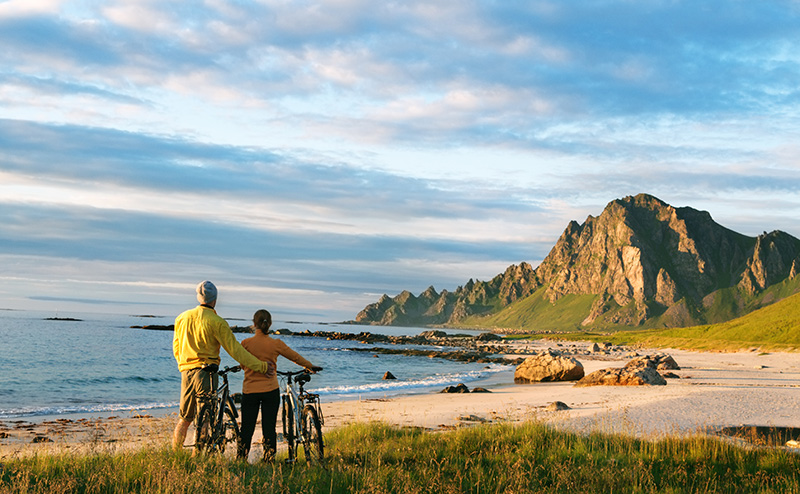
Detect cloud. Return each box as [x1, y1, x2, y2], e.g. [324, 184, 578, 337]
[1, 1, 799, 318]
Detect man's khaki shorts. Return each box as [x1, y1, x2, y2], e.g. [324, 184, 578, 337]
[179, 368, 218, 422]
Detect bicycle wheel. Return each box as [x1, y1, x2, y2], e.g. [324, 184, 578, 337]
[220, 403, 241, 455]
[301, 405, 324, 464]
[194, 403, 215, 453]
[281, 395, 296, 462]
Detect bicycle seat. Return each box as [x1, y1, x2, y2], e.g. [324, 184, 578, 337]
[201, 364, 219, 373]
[297, 373, 311, 384]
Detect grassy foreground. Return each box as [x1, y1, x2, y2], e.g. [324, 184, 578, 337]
[3, 421, 800, 493]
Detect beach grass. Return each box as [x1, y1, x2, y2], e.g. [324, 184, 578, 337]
[3, 421, 800, 493]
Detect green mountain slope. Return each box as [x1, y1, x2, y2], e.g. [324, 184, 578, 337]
[606, 279, 800, 350]
[457, 287, 597, 332]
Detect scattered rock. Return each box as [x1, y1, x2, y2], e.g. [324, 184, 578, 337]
[514, 350, 585, 383]
[458, 414, 487, 422]
[31, 435, 52, 443]
[273, 328, 293, 335]
[441, 383, 470, 393]
[471, 387, 491, 393]
[653, 353, 680, 370]
[590, 342, 601, 352]
[546, 401, 571, 411]
[475, 332, 503, 341]
[382, 371, 397, 380]
[419, 330, 448, 338]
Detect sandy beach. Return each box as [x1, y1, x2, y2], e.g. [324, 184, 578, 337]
[2, 344, 799, 461]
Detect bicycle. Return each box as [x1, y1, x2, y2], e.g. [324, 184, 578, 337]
[194, 364, 242, 455]
[278, 369, 324, 464]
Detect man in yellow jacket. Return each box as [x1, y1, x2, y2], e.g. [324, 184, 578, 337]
[172, 280, 275, 451]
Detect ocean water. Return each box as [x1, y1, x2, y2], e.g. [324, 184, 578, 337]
[0, 310, 512, 419]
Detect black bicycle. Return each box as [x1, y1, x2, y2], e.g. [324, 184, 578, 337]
[194, 365, 242, 455]
[278, 369, 324, 464]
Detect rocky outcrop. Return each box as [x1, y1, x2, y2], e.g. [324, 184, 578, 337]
[575, 366, 666, 387]
[355, 193, 800, 330]
[574, 354, 673, 387]
[514, 350, 585, 383]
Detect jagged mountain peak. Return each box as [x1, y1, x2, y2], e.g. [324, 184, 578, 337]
[355, 194, 800, 330]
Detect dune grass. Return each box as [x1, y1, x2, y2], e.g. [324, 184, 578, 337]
[3, 421, 800, 493]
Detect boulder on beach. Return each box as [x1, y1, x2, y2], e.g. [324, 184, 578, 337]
[546, 401, 571, 411]
[383, 371, 397, 380]
[625, 353, 680, 371]
[653, 353, 680, 370]
[514, 350, 585, 384]
[419, 330, 448, 339]
[441, 383, 470, 393]
[575, 354, 669, 387]
[476, 332, 503, 342]
[471, 387, 491, 393]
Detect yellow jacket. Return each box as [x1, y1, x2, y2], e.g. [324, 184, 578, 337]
[173, 305, 270, 374]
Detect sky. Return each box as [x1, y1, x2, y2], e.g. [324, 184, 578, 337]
[1, 0, 799, 322]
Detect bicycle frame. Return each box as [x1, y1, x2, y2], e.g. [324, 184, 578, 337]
[278, 370, 324, 463]
[195, 365, 241, 454]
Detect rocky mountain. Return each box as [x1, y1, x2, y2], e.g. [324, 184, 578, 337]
[355, 194, 800, 331]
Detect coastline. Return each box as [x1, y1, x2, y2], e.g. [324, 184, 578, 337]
[3, 345, 799, 460]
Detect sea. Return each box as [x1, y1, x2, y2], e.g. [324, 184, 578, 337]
[0, 309, 513, 420]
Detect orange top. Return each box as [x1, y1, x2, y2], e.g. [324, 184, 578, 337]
[241, 332, 316, 394]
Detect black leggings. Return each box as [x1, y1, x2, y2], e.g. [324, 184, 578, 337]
[239, 389, 280, 459]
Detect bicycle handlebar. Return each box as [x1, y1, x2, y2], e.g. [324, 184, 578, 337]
[203, 365, 241, 375]
[277, 370, 309, 377]
[277, 367, 322, 377]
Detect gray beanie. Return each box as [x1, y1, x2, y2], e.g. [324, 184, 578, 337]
[196, 280, 218, 304]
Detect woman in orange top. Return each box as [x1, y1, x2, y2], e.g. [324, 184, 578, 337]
[238, 309, 322, 461]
